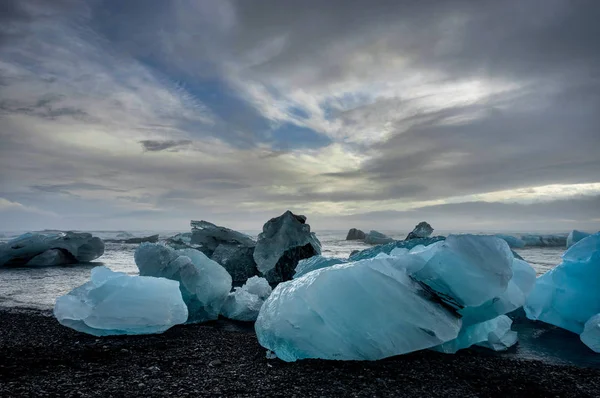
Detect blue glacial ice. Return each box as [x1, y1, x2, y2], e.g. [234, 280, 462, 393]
[520, 234, 567, 247]
[256, 234, 525, 361]
[348, 236, 445, 261]
[0, 231, 104, 267]
[54, 266, 188, 336]
[135, 243, 232, 323]
[495, 234, 525, 249]
[433, 315, 517, 353]
[221, 276, 272, 321]
[567, 230, 592, 248]
[581, 314, 600, 353]
[293, 255, 347, 278]
[524, 233, 600, 333]
[255, 254, 462, 362]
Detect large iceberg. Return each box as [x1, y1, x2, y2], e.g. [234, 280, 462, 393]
[253, 211, 321, 284]
[405, 222, 434, 240]
[255, 254, 462, 362]
[567, 230, 592, 248]
[581, 314, 600, 353]
[433, 315, 517, 354]
[364, 230, 394, 245]
[293, 255, 347, 278]
[190, 220, 258, 285]
[221, 276, 272, 322]
[134, 243, 232, 323]
[256, 235, 524, 361]
[0, 231, 104, 267]
[524, 233, 600, 333]
[54, 266, 188, 336]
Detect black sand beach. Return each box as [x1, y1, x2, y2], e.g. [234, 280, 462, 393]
[1, 309, 599, 397]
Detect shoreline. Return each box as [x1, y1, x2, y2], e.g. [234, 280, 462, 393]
[1, 308, 600, 397]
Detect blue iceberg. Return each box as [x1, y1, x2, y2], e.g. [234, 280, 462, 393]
[524, 233, 600, 333]
[293, 255, 347, 278]
[135, 243, 232, 323]
[54, 266, 188, 336]
[433, 315, 517, 353]
[567, 230, 592, 248]
[495, 234, 525, 249]
[520, 234, 567, 247]
[221, 276, 272, 321]
[348, 236, 445, 261]
[581, 314, 600, 353]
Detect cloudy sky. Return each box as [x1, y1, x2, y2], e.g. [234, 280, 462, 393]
[1, 0, 599, 232]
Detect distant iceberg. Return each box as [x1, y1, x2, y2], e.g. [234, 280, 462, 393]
[524, 233, 600, 334]
[363, 230, 394, 245]
[495, 234, 525, 249]
[54, 266, 187, 336]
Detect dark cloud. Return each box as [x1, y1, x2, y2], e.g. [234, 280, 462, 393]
[139, 140, 193, 152]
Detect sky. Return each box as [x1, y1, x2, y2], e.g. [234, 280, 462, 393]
[0, 0, 599, 233]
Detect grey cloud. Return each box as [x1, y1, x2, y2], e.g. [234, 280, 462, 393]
[139, 140, 193, 152]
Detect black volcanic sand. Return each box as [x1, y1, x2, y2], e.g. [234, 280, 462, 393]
[1, 309, 600, 397]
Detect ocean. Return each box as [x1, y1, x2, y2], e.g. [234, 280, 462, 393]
[0, 229, 564, 310]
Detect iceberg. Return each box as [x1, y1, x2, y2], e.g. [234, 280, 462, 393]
[364, 230, 394, 245]
[134, 243, 232, 323]
[567, 230, 592, 248]
[520, 234, 567, 247]
[54, 266, 188, 336]
[255, 254, 462, 362]
[105, 234, 159, 244]
[524, 233, 600, 333]
[293, 255, 347, 278]
[581, 314, 600, 353]
[253, 211, 321, 284]
[221, 276, 272, 321]
[433, 315, 517, 354]
[495, 234, 525, 249]
[345, 228, 366, 240]
[190, 220, 256, 255]
[0, 231, 104, 267]
[405, 222, 434, 240]
[349, 236, 445, 261]
[211, 243, 258, 285]
[25, 249, 71, 267]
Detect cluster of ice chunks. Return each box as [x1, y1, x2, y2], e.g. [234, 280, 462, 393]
[293, 255, 347, 279]
[581, 314, 600, 353]
[524, 233, 600, 334]
[256, 235, 532, 361]
[221, 276, 272, 321]
[134, 243, 232, 324]
[54, 266, 188, 336]
[253, 211, 321, 284]
[567, 230, 592, 248]
[0, 231, 104, 267]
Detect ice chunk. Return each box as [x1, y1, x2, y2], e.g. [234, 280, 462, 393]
[255, 255, 461, 362]
[567, 230, 592, 248]
[520, 234, 567, 247]
[581, 314, 600, 353]
[459, 258, 536, 325]
[211, 243, 258, 286]
[364, 230, 394, 245]
[221, 276, 272, 321]
[495, 234, 525, 249]
[345, 228, 366, 240]
[433, 315, 517, 353]
[405, 222, 434, 240]
[293, 255, 347, 278]
[190, 220, 256, 256]
[0, 231, 104, 267]
[25, 249, 71, 267]
[54, 266, 188, 336]
[410, 235, 514, 309]
[349, 236, 445, 261]
[134, 243, 232, 323]
[524, 233, 600, 333]
[253, 211, 321, 283]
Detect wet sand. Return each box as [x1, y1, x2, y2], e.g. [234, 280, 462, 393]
[1, 308, 599, 397]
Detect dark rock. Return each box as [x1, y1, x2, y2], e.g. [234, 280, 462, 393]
[253, 211, 321, 284]
[346, 228, 366, 240]
[405, 222, 434, 240]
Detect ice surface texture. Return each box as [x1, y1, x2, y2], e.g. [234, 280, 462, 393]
[221, 276, 272, 321]
[54, 266, 188, 336]
[293, 255, 347, 278]
[433, 315, 517, 353]
[495, 234, 526, 249]
[253, 211, 321, 283]
[0, 231, 104, 267]
[525, 233, 600, 334]
[581, 314, 600, 353]
[135, 243, 231, 323]
[256, 235, 525, 361]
